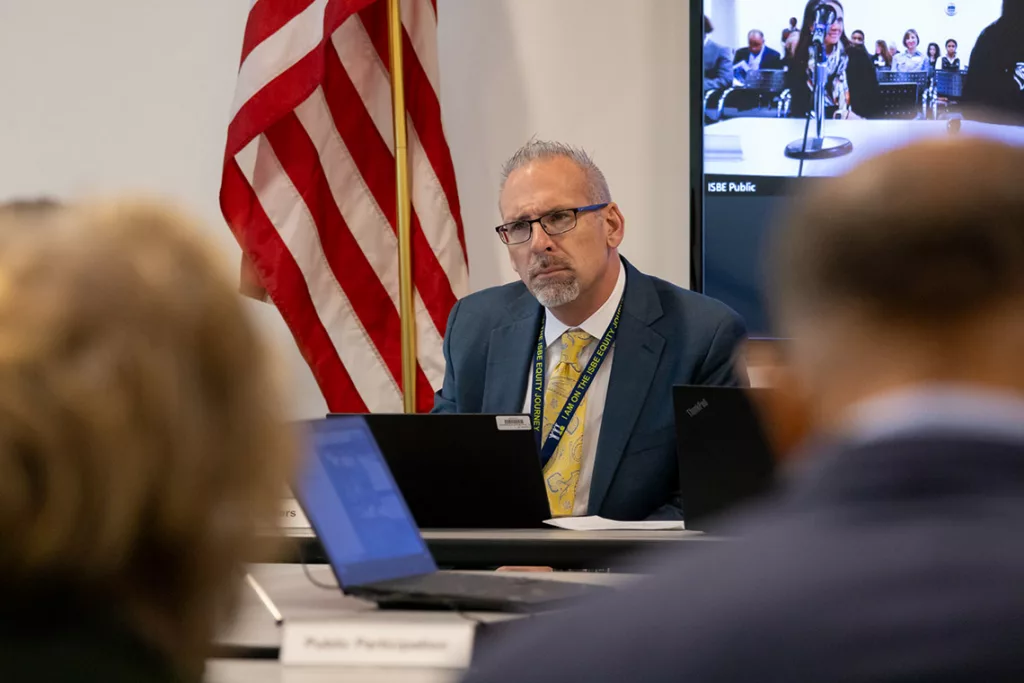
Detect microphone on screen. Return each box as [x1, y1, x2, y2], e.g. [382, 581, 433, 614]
[811, 3, 837, 47]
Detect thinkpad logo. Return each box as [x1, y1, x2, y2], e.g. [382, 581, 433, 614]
[686, 398, 709, 417]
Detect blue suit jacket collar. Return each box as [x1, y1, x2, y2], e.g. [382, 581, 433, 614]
[480, 258, 666, 513]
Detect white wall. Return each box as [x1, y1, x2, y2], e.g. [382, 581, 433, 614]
[0, 0, 329, 417]
[0, 0, 692, 414]
[718, 0, 1000, 62]
[707, 0, 740, 51]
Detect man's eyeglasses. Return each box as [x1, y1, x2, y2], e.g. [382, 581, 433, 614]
[494, 203, 609, 245]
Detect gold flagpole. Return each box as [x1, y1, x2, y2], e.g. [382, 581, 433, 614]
[387, 0, 417, 414]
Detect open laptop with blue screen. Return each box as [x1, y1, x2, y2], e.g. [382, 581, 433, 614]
[296, 416, 608, 612]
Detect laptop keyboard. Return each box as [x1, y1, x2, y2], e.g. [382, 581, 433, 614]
[374, 572, 606, 605]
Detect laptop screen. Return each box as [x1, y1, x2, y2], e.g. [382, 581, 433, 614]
[297, 416, 437, 587]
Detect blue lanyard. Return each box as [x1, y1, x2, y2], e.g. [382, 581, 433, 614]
[532, 299, 623, 467]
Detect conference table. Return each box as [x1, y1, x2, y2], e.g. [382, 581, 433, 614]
[207, 563, 632, 683]
[275, 527, 718, 570]
[704, 117, 1024, 178]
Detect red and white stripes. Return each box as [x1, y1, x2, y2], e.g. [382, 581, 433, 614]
[221, 0, 466, 413]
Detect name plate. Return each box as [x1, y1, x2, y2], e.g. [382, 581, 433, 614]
[279, 499, 310, 529]
[280, 620, 475, 668]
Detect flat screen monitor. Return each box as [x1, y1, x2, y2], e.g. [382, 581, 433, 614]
[691, 0, 1024, 336]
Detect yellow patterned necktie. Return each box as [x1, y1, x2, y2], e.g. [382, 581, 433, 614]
[542, 329, 594, 516]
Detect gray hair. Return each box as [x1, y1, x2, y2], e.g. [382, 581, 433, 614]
[748, 29, 764, 40]
[499, 139, 611, 204]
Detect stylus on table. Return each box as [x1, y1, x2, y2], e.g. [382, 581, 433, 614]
[246, 572, 284, 625]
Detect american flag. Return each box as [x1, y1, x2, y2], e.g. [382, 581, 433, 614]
[220, 0, 468, 413]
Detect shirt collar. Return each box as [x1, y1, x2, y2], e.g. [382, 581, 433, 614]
[544, 260, 626, 347]
[841, 384, 1024, 446]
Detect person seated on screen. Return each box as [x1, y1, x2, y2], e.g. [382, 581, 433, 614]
[783, 27, 801, 63]
[785, 0, 880, 120]
[926, 42, 942, 70]
[0, 201, 294, 682]
[733, 29, 784, 84]
[847, 30, 870, 61]
[433, 139, 747, 521]
[873, 39, 893, 68]
[940, 38, 961, 71]
[962, 2, 1024, 120]
[462, 135, 1024, 683]
[892, 29, 929, 72]
[702, 14, 733, 92]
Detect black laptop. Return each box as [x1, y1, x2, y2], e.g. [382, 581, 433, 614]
[296, 416, 608, 612]
[672, 386, 777, 529]
[330, 413, 551, 529]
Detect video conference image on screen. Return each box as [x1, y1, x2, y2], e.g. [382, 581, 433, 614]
[698, 0, 1024, 336]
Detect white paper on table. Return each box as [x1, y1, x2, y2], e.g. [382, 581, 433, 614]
[544, 516, 686, 531]
[704, 134, 744, 160]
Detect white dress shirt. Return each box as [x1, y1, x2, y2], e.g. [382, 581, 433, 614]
[522, 263, 627, 516]
[747, 48, 765, 71]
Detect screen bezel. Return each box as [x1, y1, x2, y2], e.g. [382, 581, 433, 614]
[689, 0, 706, 293]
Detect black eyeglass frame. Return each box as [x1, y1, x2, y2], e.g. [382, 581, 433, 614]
[494, 203, 610, 245]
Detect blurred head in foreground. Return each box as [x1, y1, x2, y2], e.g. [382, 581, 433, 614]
[765, 138, 1024, 450]
[0, 201, 294, 678]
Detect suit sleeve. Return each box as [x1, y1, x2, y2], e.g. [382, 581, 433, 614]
[704, 47, 734, 91]
[962, 32, 993, 113]
[431, 300, 462, 414]
[762, 49, 783, 70]
[695, 310, 749, 387]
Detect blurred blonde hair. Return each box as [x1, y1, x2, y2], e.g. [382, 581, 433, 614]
[0, 200, 295, 675]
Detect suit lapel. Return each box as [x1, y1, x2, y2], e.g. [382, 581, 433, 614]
[482, 290, 542, 414]
[588, 261, 665, 514]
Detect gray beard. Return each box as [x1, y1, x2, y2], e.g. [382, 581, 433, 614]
[530, 277, 580, 308]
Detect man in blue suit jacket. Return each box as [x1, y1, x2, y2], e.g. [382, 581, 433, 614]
[733, 29, 784, 77]
[463, 140, 1024, 680]
[433, 140, 746, 521]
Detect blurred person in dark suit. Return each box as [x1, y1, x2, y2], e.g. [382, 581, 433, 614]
[0, 201, 295, 682]
[703, 14, 733, 92]
[963, 1, 1024, 119]
[463, 137, 1024, 682]
[734, 29, 784, 80]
